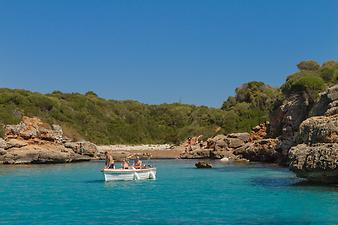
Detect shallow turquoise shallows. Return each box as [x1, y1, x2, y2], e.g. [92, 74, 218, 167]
[0, 160, 337, 225]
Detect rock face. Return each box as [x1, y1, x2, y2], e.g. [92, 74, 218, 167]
[180, 123, 278, 163]
[287, 114, 338, 183]
[269, 93, 311, 138]
[234, 139, 280, 163]
[0, 117, 98, 164]
[297, 115, 338, 144]
[289, 143, 338, 183]
[284, 86, 338, 183]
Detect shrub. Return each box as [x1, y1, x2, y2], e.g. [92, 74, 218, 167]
[297, 60, 320, 71]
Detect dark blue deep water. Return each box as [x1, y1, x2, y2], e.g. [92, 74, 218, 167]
[0, 160, 337, 225]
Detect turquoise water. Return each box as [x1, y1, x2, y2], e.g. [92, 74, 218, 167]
[0, 160, 337, 225]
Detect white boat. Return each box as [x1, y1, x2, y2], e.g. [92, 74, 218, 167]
[102, 167, 157, 181]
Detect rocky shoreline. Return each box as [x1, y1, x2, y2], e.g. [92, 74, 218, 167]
[180, 85, 338, 184]
[0, 117, 181, 164]
[1, 85, 337, 184]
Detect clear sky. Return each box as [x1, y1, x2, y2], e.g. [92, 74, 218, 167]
[0, 0, 337, 107]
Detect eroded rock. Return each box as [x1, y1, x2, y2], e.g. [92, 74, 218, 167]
[288, 143, 338, 183]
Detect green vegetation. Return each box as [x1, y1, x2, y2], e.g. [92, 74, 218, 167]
[0, 89, 242, 144]
[221, 81, 281, 131]
[0, 60, 336, 144]
[282, 60, 338, 101]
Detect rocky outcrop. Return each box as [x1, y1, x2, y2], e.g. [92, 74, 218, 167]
[5, 116, 64, 143]
[180, 123, 276, 162]
[297, 115, 338, 144]
[287, 114, 338, 183]
[311, 85, 338, 116]
[195, 161, 212, 168]
[233, 139, 280, 163]
[289, 143, 338, 183]
[0, 117, 98, 164]
[269, 93, 311, 138]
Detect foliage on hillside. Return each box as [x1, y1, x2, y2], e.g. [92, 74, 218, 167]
[282, 60, 338, 101]
[0, 60, 336, 144]
[221, 81, 281, 131]
[0, 88, 249, 144]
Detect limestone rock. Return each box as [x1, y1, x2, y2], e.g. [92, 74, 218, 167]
[0, 117, 98, 164]
[195, 161, 212, 168]
[226, 138, 244, 149]
[2, 144, 91, 164]
[311, 85, 338, 116]
[269, 93, 310, 137]
[5, 139, 27, 149]
[227, 133, 250, 142]
[64, 141, 97, 157]
[0, 138, 7, 149]
[298, 115, 338, 144]
[5, 116, 64, 143]
[288, 143, 338, 183]
[233, 139, 280, 163]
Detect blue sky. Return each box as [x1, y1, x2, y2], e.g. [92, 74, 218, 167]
[0, 0, 337, 107]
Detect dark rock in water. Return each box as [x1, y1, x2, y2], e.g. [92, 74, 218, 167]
[195, 161, 212, 168]
[288, 143, 338, 184]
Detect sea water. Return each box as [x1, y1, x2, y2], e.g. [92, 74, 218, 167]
[0, 160, 337, 225]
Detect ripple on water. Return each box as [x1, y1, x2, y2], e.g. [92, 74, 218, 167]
[0, 160, 337, 225]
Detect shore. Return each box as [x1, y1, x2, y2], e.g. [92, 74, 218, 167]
[97, 144, 183, 159]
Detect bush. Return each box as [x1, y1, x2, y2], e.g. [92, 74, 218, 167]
[297, 60, 320, 71]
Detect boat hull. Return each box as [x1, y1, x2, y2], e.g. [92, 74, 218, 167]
[103, 168, 157, 181]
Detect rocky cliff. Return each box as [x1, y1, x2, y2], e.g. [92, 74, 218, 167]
[180, 123, 276, 163]
[0, 116, 99, 164]
[288, 115, 338, 183]
[181, 84, 338, 183]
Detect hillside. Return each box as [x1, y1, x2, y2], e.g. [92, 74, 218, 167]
[1, 60, 336, 145]
[0, 88, 268, 144]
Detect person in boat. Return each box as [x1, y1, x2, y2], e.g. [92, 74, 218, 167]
[105, 151, 115, 169]
[122, 159, 129, 169]
[133, 156, 142, 169]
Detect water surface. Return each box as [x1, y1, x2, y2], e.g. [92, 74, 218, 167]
[0, 160, 337, 225]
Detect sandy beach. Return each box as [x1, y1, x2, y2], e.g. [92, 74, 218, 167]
[97, 144, 183, 159]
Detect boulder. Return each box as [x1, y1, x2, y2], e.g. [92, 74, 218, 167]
[180, 148, 211, 159]
[0, 148, 6, 156]
[269, 93, 310, 137]
[2, 144, 91, 164]
[288, 143, 338, 183]
[5, 139, 27, 149]
[4, 116, 64, 143]
[298, 115, 338, 144]
[210, 147, 233, 159]
[233, 139, 280, 163]
[226, 138, 244, 149]
[311, 85, 338, 116]
[64, 141, 97, 157]
[227, 133, 250, 142]
[195, 161, 212, 168]
[0, 138, 7, 149]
